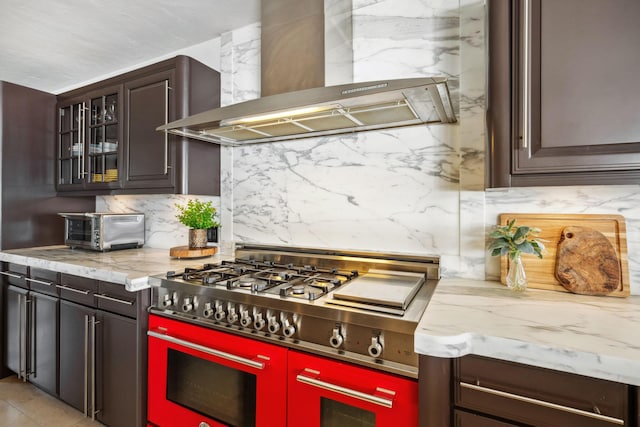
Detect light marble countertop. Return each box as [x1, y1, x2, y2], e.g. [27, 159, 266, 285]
[0, 245, 230, 292]
[415, 278, 640, 386]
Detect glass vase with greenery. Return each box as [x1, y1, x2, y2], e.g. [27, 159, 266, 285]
[487, 219, 544, 291]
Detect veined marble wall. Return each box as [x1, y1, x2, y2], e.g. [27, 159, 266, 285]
[96, 194, 220, 249]
[232, 0, 468, 273]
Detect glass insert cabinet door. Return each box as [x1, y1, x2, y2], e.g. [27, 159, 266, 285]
[58, 102, 85, 185]
[88, 93, 119, 184]
[58, 89, 120, 187]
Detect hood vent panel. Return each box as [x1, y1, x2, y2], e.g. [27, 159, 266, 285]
[158, 77, 456, 146]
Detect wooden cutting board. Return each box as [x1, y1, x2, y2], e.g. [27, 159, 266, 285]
[170, 246, 218, 259]
[498, 213, 629, 297]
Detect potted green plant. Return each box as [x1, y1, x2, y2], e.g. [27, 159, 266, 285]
[175, 199, 220, 249]
[487, 219, 544, 291]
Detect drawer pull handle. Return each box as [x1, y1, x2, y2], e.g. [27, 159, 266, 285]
[26, 278, 53, 286]
[460, 382, 624, 425]
[0, 271, 23, 279]
[55, 284, 90, 295]
[94, 293, 134, 306]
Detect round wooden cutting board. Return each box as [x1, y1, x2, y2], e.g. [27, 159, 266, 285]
[169, 246, 218, 259]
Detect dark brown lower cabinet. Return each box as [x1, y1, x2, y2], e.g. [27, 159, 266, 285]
[29, 292, 58, 395]
[96, 310, 137, 427]
[56, 275, 149, 427]
[5, 285, 58, 396]
[419, 355, 636, 427]
[59, 299, 94, 412]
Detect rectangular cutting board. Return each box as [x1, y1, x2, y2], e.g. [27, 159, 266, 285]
[498, 213, 629, 297]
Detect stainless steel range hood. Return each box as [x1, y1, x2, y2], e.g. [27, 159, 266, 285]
[157, 77, 456, 146]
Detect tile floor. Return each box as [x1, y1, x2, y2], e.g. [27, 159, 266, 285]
[0, 376, 102, 427]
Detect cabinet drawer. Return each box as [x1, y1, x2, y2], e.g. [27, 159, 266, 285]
[1, 263, 28, 289]
[96, 281, 137, 318]
[59, 274, 97, 306]
[455, 356, 629, 426]
[454, 410, 519, 427]
[27, 268, 59, 296]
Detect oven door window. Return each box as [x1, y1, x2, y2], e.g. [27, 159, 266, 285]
[166, 348, 257, 427]
[321, 398, 375, 427]
[66, 218, 92, 242]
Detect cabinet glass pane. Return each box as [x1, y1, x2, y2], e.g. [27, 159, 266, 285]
[60, 106, 72, 132]
[105, 154, 118, 182]
[60, 134, 72, 158]
[105, 124, 118, 147]
[89, 155, 104, 182]
[91, 127, 104, 147]
[320, 398, 375, 427]
[91, 98, 102, 125]
[71, 104, 84, 131]
[104, 94, 117, 123]
[59, 159, 72, 185]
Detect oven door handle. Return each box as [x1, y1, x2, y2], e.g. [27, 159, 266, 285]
[296, 372, 395, 408]
[148, 330, 265, 370]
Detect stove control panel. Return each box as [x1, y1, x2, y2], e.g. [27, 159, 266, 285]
[151, 286, 416, 370]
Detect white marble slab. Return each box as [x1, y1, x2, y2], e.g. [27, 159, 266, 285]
[0, 246, 231, 292]
[415, 279, 640, 385]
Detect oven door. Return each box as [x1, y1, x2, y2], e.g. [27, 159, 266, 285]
[147, 314, 287, 427]
[288, 350, 418, 427]
[62, 215, 95, 248]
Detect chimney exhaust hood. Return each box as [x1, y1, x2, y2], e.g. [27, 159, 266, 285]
[157, 77, 456, 147]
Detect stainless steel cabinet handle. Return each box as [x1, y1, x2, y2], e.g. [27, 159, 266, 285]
[55, 284, 90, 295]
[84, 314, 89, 417]
[296, 371, 395, 408]
[29, 298, 35, 379]
[18, 294, 23, 381]
[164, 80, 169, 174]
[94, 293, 134, 306]
[459, 382, 624, 425]
[521, 0, 532, 150]
[0, 271, 23, 279]
[91, 316, 98, 420]
[25, 278, 53, 286]
[148, 330, 265, 370]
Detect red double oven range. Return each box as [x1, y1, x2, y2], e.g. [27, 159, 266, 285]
[146, 245, 439, 427]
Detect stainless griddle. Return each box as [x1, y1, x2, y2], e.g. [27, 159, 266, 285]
[327, 269, 425, 315]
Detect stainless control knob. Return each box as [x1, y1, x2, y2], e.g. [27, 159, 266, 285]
[202, 303, 214, 319]
[240, 310, 253, 328]
[368, 336, 383, 358]
[198, 422, 211, 427]
[268, 316, 281, 334]
[182, 297, 195, 313]
[283, 318, 296, 337]
[227, 306, 238, 324]
[329, 327, 344, 348]
[254, 313, 266, 331]
[161, 294, 173, 308]
[214, 304, 226, 322]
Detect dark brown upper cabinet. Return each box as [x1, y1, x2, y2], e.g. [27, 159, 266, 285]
[56, 56, 221, 195]
[487, 0, 640, 187]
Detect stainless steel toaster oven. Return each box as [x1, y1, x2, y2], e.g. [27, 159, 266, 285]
[59, 212, 145, 251]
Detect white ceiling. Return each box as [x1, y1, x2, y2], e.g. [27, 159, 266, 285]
[0, 0, 261, 93]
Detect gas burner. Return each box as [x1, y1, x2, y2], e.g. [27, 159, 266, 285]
[291, 284, 305, 294]
[278, 277, 340, 301]
[226, 274, 280, 292]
